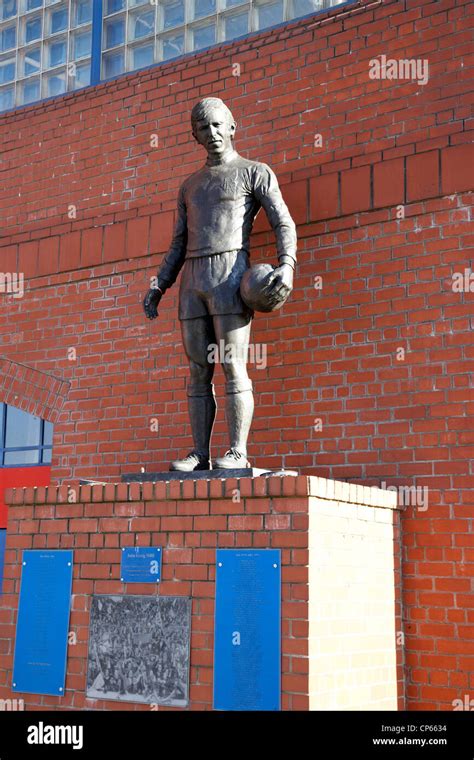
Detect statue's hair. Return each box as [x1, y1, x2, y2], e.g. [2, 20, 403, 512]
[191, 97, 235, 132]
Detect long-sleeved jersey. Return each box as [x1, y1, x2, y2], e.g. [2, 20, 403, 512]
[156, 151, 297, 291]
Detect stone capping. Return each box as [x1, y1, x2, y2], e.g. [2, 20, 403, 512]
[4, 475, 399, 510]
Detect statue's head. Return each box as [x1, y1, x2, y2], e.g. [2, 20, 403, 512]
[191, 97, 236, 158]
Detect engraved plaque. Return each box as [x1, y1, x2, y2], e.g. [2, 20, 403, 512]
[86, 595, 191, 706]
[120, 547, 162, 583]
[12, 550, 73, 696]
[213, 549, 281, 710]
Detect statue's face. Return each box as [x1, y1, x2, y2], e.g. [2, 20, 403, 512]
[193, 106, 235, 157]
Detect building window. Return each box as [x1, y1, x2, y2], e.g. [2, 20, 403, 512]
[0, 0, 93, 110]
[0, 403, 53, 466]
[0, 0, 352, 113]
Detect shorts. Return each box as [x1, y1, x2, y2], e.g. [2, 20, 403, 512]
[178, 249, 253, 320]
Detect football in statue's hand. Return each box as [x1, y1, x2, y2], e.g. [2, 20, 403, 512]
[240, 263, 292, 313]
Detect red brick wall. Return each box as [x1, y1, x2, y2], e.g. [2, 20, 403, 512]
[0, 476, 401, 711]
[0, 0, 472, 709]
[0, 477, 313, 711]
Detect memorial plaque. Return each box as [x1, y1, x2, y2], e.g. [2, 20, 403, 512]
[86, 595, 191, 706]
[213, 549, 281, 711]
[120, 547, 162, 583]
[12, 550, 73, 696]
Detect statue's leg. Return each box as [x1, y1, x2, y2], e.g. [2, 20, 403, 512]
[179, 315, 216, 462]
[212, 313, 254, 467]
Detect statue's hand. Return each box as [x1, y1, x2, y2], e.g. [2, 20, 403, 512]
[260, 264, 293, 310]
[262, 263, 293, 308]
[271, 263, 294, 294]
[143, 288, 162, 320]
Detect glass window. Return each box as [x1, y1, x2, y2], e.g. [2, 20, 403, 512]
[0, 57, 16, 84]
[48, 38, 67, 66]
[0, 405, 54, 466]
[162, 32, 184, 60]
[5, 406, 41, 448]
[104, 17, 125, 48]
[71, 59, 90, 87]
[4, 450, 39, 465]
[2, 1, 18, 22]
[129, 9, 155, 40]
[23, 46, 41, 75]
[43, 420, 53, 446]
[224, 11, 248, 39]
[50, 7, 68, 34]
[192, 23, 215, 50]
[193, 0, 215, 19]
[224, 0, 246, 6]
[73, 0, 92, 26]
[292, 0, 322, 14]
[26, 0, 43, 10]
[72, 29, 91, 59]
[1, 25, 17, 52]
[25, 15, 42, 43]
[0, 86, 14, 110]
[132, 42, 154, 69]
[103, 48, 124, 77]
[21, 76, 40, 102]
[161, 0, 184, 31]
[105, 0, 125, 14]
[256, 0, 283, 29]
[45, 68, 66, 95]
[42, 447, 52, 464]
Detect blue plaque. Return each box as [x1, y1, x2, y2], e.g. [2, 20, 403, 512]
[0, 529, 6, 595]
[121, 547, 162, 583]
[12, 550, 73, 696]
[213, 549, 281, 711]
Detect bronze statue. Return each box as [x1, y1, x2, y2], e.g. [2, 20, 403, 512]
[144, 97, 297, 471]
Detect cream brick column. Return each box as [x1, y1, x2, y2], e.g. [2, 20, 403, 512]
[308, 478, 400, 710]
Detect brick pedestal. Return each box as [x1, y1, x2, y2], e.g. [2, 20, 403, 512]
[0, 476, 402, 710]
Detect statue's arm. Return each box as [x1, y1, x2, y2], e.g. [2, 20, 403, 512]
[156, 185, 188, 291]
[253, 164, 297, 269]
[143, 185, 187, 320]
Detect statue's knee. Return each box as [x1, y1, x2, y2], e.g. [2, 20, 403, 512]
[222, 362, 252, 394]
[188, 361, 213, 396]
[187, 381, 215, 397]
[222, 358, 247, 381]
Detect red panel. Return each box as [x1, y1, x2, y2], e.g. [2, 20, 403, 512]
[0, 467, 51, 528]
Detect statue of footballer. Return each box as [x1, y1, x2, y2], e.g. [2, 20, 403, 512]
[143, 97, 297, 472]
